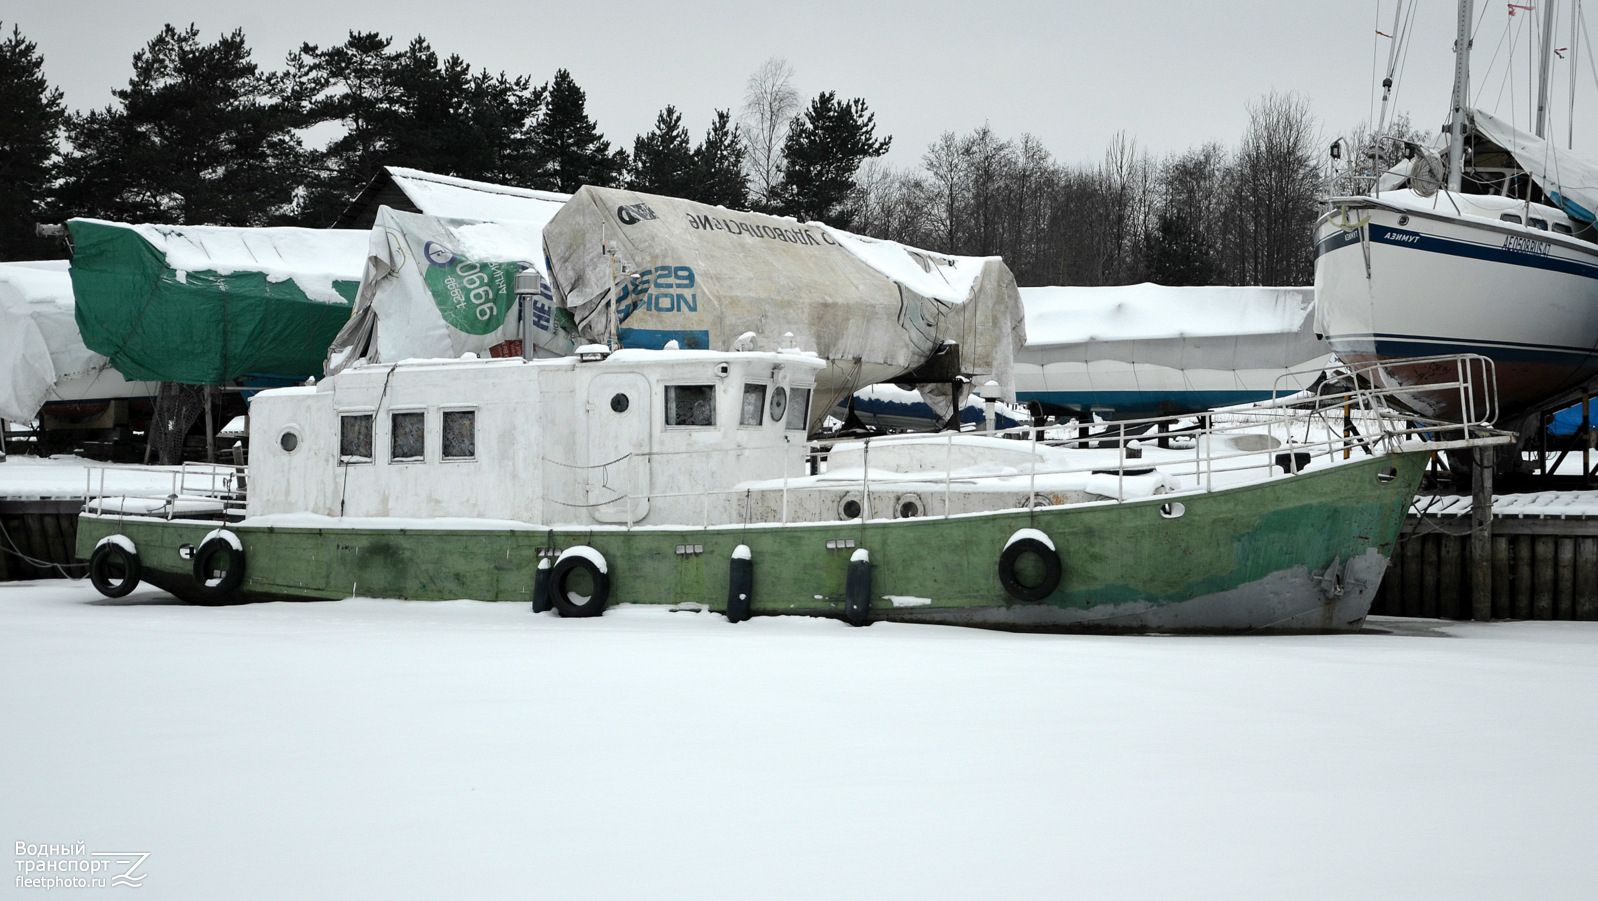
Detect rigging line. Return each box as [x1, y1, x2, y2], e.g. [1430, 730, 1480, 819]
[1371, 0, 1382, 128]
[1475, 19, 1512, 108]
[1390, 1, 1420, 120]
[1585, 5, 1598, 109]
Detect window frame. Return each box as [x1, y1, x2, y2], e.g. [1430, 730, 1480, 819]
[338, 410, 376, 465]
[663, 383, 718, 429]
[388, 408, 428, 464]
[785, 387, 811, 431]
[440, 407, 478, 462]
[738, 381, 768, 428]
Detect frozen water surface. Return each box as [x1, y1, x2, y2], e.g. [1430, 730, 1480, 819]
[2, 580, 1594, 899]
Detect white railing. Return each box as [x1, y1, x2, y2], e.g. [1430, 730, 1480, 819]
[82, 461, 247, 521]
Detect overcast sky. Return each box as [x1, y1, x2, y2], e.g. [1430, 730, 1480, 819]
[8, 0, 1598, 170]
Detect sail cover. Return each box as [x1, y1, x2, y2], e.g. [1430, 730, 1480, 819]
[542, 186, 1025, 431]
[68, 219, 366, 384]
[1471, 108, 1598, 222]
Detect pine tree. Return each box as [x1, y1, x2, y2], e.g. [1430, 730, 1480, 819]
[52, 25, 307, 226]
[692, 109, 747, 209]
[627, 105, 695, 196]
[1146, 209, 1217, 286]
[0, 24, 65, 260]
[289, 32, 545, 224]
[532, 69, 624, 193]
[774, 91, 891, 228]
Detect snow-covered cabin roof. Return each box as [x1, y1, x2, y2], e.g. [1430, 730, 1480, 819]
[333, 166, 571, 229]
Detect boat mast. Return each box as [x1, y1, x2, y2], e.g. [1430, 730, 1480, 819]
[1449, 0, 1474, 192]
[1537, 0, 1560, 137]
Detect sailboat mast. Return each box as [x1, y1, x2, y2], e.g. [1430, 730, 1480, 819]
[1449, 0, 1474, 192]
[1537, 0, 1559, 137]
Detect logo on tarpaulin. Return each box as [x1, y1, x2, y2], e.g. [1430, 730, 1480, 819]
[420, 254, 526, 336]
[423, 241, 457, 267]
[617, 203, 657, 225]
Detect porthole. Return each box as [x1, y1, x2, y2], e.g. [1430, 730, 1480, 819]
[1160, 502, 1185, 519]
[1377, 466, 1398, 483]
[895, 493, 924, 519]
[769, 386, 788, 423]
[279, 430, 300, 453]
[837, 492, 864, 521]
[1398, 215, 1410, 226]
[610, 393, 630, 413]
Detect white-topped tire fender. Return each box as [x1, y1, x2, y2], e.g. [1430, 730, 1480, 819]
[192, 529, 246, 598]
[88, 535, 142, 599]
[550, 545, 610, 617]
[998, 529, 1061, 602]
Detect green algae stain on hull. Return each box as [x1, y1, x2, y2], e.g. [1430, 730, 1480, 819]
[75, 452, 1424, 633]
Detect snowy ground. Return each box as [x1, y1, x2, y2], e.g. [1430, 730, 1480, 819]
[3, 581, 1595, 900]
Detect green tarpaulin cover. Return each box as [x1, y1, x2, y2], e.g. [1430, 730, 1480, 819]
[68, 219, 368, 384]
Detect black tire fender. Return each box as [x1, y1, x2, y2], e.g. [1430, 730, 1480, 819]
[192, 529, 246, 597]
[88, 536, 142, 599]
[550, 546, 610, 617]
[998, 530, 1062, 602]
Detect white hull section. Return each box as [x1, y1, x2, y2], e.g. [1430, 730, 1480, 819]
[1315, 190, 1598, 420]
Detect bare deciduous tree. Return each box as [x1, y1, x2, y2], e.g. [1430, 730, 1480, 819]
[739, 57, 799, 209]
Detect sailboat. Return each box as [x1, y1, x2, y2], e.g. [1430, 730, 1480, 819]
[1315, 0, 1598, 431]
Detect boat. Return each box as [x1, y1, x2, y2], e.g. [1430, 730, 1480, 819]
[1315, 0, 1598, 431]
[1015, 284, 1331, 420]
[71, 340, 1505, 633]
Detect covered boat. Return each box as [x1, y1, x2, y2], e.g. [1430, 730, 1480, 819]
[67, 219, 368, 384]
[541, 186, 1027, 433]
[1015, 284, 1331, 419]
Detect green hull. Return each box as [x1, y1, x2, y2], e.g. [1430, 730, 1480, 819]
[76, 452, 1425, 633]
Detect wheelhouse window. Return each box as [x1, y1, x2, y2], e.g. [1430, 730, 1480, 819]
[666, 385, 716, 427]
[786, 387, 811, 431]
[1500, 213, 1524, 224]
[340, 413, 373, 463]
[442, 410, 476, 459]
[739, 383, 766, 426]
[1554, 222, 1574, 235]
[390, 411, 425, 462]
[1530, 218, 1550, 231]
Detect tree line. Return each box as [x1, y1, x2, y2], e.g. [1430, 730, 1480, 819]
[3, 21, 1344, 287]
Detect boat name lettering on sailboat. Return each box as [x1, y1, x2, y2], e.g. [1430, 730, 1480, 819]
[1502, 235, 1551, 256]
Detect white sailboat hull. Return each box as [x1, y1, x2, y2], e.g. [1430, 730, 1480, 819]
[1314, 191, 1598, 421]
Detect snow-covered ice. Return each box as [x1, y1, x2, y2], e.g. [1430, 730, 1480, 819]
[3, 580, 1595, 899]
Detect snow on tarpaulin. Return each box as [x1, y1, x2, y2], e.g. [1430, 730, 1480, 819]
[1471, 108, 1598, 223]
[1015, 283, 1331, 417]
[326, 207, 572, 374]
[382, 166, 570, 224]
[0, 260, 154, 422]
[542, 186, 1025, 433]
[67, 219, 368, 384]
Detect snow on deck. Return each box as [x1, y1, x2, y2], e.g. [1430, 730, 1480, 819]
[0, 457, 227, 501]
[3, 580, 1593, 899]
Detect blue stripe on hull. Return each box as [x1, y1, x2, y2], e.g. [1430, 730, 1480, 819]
[1326, 334, 1598, 366]
[1316, 219, 1598, 281]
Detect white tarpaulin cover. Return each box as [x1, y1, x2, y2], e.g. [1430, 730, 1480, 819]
[1472, 108, 1598, 222]
[0, 261, 152, 422]
[542, 186, 1025, 431]
[327, 207, 567, 372]
[1015, 284, 1330, 417]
